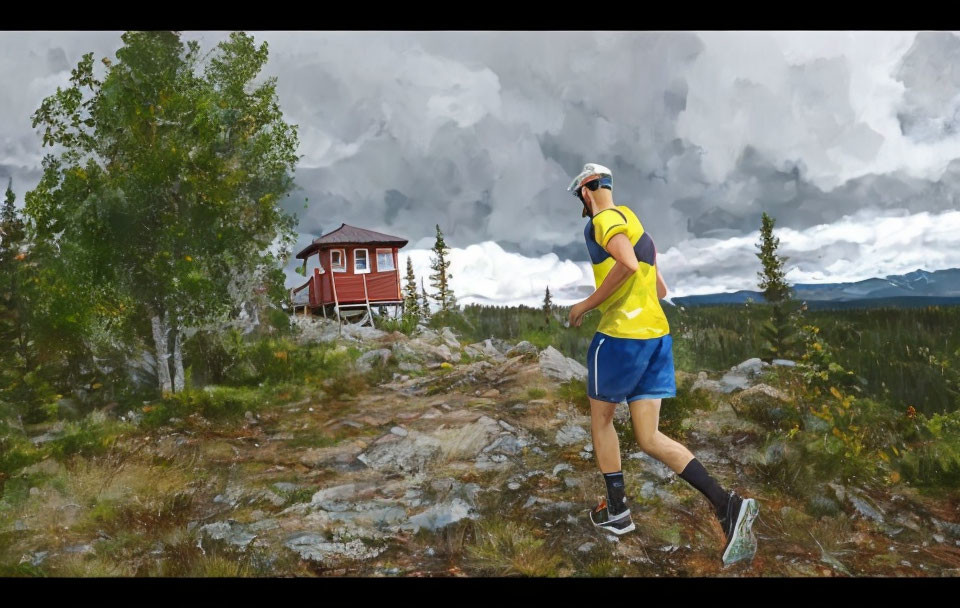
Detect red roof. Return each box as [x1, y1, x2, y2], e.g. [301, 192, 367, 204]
[296, 223, 408, 259]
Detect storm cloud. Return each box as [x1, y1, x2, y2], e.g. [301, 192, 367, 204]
[2, 31, 960, 300]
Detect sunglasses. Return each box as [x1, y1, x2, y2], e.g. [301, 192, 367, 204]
[575, 175, 612, 201]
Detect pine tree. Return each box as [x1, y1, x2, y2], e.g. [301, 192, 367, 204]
[419, 278, 431, 322]
[0, 179, 28, 377]
[756, 212, 792, 303]
[542, 285, 553, 326]
[428, 224, 456, 312]
[755, 211, 801, 361]
[402, 256, 420, 320]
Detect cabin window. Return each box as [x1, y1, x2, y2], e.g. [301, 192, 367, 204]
[330, 249, 346, 273]
[376, 248, 395, 272]
[354, 248, 370, 274]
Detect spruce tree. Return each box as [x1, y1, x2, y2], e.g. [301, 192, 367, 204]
[428, 224, 456, 312]
[0, 179, 29, 382]
[419, 278, 431, 322]
[755, 211, 801, 361]
[402, 256, 420, 320]
[543, 285, 553, 326]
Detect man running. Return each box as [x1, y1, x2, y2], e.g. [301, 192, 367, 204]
[565, 162, 759, 567]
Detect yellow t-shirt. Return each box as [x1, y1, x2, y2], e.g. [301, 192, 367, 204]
[584, 205, 670, 339]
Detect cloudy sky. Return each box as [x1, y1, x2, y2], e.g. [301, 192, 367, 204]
[3, 31, 960, 306]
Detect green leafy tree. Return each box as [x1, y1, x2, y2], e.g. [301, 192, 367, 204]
[26, 31, 299, 395]
[755, 211, 801, 361]
[542, 285, 553, 326]
[428, 224, 456, 312]
[402, 256, 420, 320]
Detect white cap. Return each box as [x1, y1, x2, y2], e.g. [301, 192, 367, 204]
[566, 163, 612, 195]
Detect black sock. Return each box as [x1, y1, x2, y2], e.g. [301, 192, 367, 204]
[603, 471, 628, 515]
[679, 458, 729, 517]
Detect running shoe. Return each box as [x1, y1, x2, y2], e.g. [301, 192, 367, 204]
[719, 491, 759, 567]
[588, 495, 636, 536]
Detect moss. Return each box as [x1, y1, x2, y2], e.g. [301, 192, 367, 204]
[525, 387, 547, 400]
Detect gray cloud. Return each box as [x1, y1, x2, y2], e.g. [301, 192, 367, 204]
[3, 31, 960, 288]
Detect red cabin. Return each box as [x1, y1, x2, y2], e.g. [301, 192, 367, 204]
[291, 223, 408, 323]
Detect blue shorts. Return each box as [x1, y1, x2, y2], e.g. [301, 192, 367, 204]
[586, 332, 677, 403]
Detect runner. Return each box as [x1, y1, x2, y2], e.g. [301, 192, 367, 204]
[565, 162, 759, 567]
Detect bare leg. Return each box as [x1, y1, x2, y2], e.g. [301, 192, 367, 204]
[628, 398, 695, 474]
[589, 397, 622, 473]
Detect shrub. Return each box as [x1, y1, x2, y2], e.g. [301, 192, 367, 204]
[895, 409, 960, 488]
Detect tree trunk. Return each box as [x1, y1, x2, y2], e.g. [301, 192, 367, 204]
[151, 312, 173, 394]
[172, 315, 185, 393]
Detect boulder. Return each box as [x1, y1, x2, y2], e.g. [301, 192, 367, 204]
[439, 327, 461, 350]
[691, 371, 725, 393]
[538, 346, 587, 382]
[555, 423, 589, 447]
[356, 348, 392, 372]
[402, 498, 477, 533]
[357, 431, 442, 474]
[731, 357, 768, 376]
[505, 341, 539, 357]
[466, 339, 506, 361]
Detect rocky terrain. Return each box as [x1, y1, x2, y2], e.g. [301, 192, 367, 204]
[3, 316, 959, 577]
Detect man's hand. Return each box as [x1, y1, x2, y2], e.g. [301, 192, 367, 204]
[568, 300, 590, 327]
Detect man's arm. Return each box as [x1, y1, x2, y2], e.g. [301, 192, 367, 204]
[656, 265, 668, 299]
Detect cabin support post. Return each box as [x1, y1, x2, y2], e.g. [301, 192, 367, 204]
[330, 269, 342, 335]
[361, 274, 373, 327]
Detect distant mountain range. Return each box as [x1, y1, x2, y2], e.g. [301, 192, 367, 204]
[666, 268, 960, 310]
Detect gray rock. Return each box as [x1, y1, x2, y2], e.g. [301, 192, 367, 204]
[439, 327, 461, 350]
[64, 543, 95, 554]
[578, 542, 596, 553]
[772, 359, 797, 367]
[719, 373, 750, 393]
[507, 482, 521, 490]
[200, 521, 257, 549]
[398, 361, 422, 372]
[630, 451, 674, 480]
[432, 416, 502, 460]
[553, 463, 574, 477]
[402, 498, 477, 532]
[357, 432, 442, 474]
[539, 346, 588, 382]
[482, 432, 531, 456]
[505, 341, 539, 357]
[731, 357, 768, 376]
[691, 371, 724, 393]
[357, 348, 392, 372]
[340, 324, 389, 343]
[555, 423, 589, 447]
[932, 518, 960, 539]
[466, 339, 506, 361]
[390, 426, 408, 437]
[284, 532, 384, 562]
[640, 481, 675, 502]
[392, 341, 424, 362]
